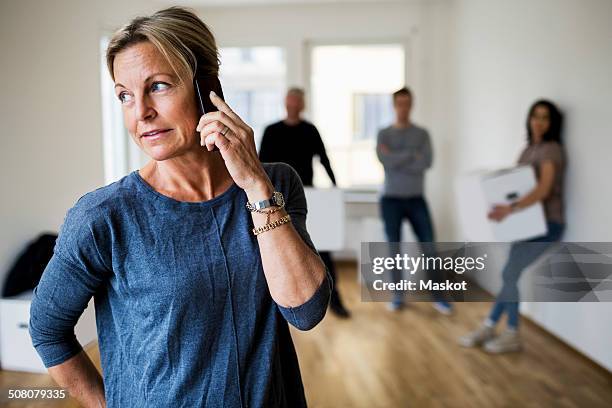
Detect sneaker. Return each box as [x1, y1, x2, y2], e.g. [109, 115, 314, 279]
[432, 301, 453, 316]
[483, 330, 522, 354]
[458, 325, 495, 347]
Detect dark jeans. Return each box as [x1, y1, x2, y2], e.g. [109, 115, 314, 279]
[380, 196, 445, 302]
[488, 221, 565, 328]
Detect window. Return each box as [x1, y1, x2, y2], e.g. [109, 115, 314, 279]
[353, 93, 395, 141]
[310, 44, 405, 188]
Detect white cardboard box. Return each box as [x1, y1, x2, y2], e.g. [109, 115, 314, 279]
[304, 188, 345, 251]
[0, 293, 97, 373]
[456, 166, 547, 242]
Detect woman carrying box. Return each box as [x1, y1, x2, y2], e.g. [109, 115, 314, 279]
[459, 100, 565, 353]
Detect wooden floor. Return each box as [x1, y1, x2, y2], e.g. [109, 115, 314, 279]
[0, 346, 101, 408]
[1, 262, 610, 407]
[292, 262, 612, 408]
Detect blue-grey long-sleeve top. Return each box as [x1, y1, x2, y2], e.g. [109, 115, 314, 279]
[29, 163, 331, 407]
[376, 124, 433, 198]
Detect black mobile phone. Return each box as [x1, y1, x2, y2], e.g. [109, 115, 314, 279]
[194, 74, 224, 116]
[194, 73, 224, 151]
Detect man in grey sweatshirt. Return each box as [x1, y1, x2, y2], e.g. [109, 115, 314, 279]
[376, 87, 452, 314]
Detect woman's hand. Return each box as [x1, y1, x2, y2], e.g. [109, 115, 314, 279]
[196, 95, 327, 316]
[488, 204, 513, 222]
[196, 91, 273, 197]
[488, 160, 556, 223]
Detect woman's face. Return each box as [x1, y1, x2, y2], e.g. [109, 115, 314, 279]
[529, 105, 551, 142]
[113, 41, 199, 161]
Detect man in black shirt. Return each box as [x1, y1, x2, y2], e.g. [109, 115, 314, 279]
[259, 95, 335, 186]
[259, 88, 350, 318]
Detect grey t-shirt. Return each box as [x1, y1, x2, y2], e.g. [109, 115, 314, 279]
[518, 141, 565, 223]
[29, 163, 330, 408]
[376, 124, 433, 197]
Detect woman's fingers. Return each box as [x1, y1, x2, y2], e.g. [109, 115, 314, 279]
[196, 93, 256, 149]
[199, 120, 231, 149]
[487, 204, 510, 222]
[199, 121, 240, 154]
[203, 132, 231, 152]
[196, 111, 239, 137]
[204, 128, 267, 193]
[194, 92, 264, 192]
[200, 120, 236, 141]
[197, 110, 257, 153]
[209, 91, 248, 128]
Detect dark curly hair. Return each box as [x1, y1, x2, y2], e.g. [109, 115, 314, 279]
[526, 99, 563, 145]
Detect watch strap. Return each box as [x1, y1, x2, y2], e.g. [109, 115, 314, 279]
[246, 191, 284, 212]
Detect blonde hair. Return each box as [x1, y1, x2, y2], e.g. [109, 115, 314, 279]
[105, 6, 219, 83]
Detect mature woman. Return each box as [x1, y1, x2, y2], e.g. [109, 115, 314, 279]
[30, 7, 330, 407]
[459, 100, 565, 353]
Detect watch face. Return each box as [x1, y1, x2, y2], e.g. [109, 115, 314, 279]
[273, 191, 285, 207]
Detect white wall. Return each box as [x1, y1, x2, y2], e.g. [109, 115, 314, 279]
[449, 0, 612, 371]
